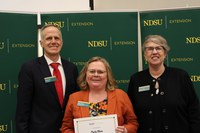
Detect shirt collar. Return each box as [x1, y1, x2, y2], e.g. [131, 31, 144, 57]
[44, 55, 62, 66]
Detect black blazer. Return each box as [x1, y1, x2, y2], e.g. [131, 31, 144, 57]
[127, 66, 200, 133]
[16, 56, 79, 133]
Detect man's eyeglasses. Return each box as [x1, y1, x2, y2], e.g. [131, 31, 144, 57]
[144, 46, 164, 53]
[87, 69, 106, 75]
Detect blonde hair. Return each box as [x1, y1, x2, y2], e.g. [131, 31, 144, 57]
[77, 56, 117, 91]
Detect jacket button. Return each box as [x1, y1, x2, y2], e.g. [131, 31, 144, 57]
[162, 109, 166, 113]
[164, 125, 169, 130]
[160, 91, 164, 95]
[149, 110, 153, 114]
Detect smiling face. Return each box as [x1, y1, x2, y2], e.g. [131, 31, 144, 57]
[86, 61, 107, 91]
[40, 26, 63, 60]
[144, 41, 167, 67]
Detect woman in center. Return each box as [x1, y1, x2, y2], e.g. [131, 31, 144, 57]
[61, 56, 138, 133]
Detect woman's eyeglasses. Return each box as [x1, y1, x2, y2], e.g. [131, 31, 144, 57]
[87, 69, 106, 75]
[145, 46, 164, 53]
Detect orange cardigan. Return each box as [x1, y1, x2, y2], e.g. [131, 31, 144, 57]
[61, 89, 138, 133]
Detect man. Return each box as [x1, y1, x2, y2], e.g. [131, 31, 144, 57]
[16, 24, 79, 133]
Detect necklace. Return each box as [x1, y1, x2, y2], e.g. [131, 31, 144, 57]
[149, 66, 165, 94]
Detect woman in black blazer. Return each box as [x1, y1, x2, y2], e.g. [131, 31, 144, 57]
[127, 35, 200, 133]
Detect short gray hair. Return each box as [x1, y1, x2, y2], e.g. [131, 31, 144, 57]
[142, 35, 170, 54]
[40, 24, 62, 40]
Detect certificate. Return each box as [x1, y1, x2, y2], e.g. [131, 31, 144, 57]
[74, 114, 118, 133]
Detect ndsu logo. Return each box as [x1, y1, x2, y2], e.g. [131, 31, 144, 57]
[0, 83, 6, 91]
[44, 21, 64, 28]
[191, 75, 200, 82]
[143, 19, 163, 26]
[88, 40, 108, 47]
[186, 37, 200, 44]
[0, 124, 8, 132]
[0, 42, 5, 49]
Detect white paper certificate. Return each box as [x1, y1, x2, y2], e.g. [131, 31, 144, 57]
[74, 114, 118, 133]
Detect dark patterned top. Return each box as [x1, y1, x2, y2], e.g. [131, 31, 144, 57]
[89, 99, 108, 117]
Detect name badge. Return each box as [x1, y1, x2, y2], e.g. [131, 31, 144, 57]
[44, 76, 56, 83]
[77, 101, 90, 107]
[138, 85, 150, 92]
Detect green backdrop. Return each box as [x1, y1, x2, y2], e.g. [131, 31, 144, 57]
[41, 12, 138, 92]
[0, 11, 138, 133]
[0, 13, 37, 133]
[0, 9, 200, 133]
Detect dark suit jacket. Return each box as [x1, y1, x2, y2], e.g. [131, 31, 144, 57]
[61, 89, 138, 133]
[16, 56, 79, 133]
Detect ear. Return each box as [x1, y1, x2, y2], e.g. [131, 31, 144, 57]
[143, 53, 147, 61]
[40, 40, 44, 48]
[164, 51, 167, 58]
[143, 56, 148, 65]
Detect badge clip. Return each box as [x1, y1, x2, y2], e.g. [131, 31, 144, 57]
[138, 85, 150, 92]
[44, 76, 56, 83]
[77, 101, 90, 107]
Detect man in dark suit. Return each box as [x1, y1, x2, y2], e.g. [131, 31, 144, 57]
[16, 24, 79, 133]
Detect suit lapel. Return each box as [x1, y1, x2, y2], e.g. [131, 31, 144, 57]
[107, 90, 116, 115]
[80, 90, 90, 117]
[38, 56, 51, 78]
[38, 56, 60, 106]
